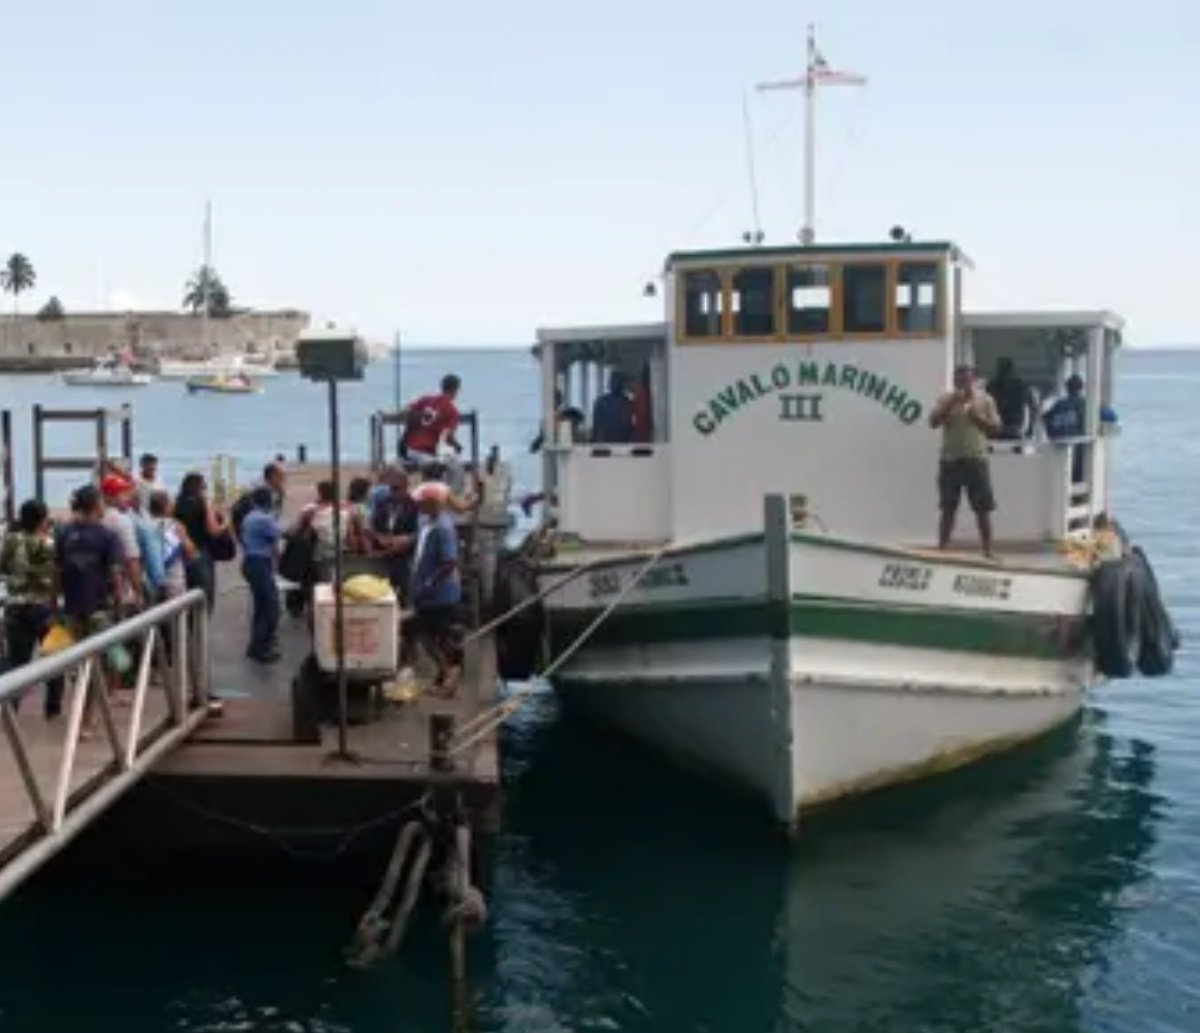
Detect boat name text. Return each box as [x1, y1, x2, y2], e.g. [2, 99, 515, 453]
[693, 361, 924, 436]
[878, 563, 932, 592]
[588, 562, 690, 599]
[952, 573, 1013, 601]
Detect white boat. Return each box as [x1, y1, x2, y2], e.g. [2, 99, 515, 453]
[157, 355, 278, 379]
[62, 358, 152, 387]
[495, 31, 1175, 828]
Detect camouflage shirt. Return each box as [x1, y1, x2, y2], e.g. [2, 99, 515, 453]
[0, 530, 57, 605]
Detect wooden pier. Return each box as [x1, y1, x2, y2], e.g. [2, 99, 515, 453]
[136, 456, 507, 853]
[149, 563, 502, 845]
[0, 478, 505, 889]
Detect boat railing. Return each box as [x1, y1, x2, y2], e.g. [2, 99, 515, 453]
[0, 589, 211, 900]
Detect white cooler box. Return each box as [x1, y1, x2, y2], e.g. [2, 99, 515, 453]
[312, 583, 400, 675]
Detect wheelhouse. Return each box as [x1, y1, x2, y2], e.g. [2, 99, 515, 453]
[535, 239, 1120, 551]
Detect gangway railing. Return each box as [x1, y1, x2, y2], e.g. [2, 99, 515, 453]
[0, 590, 211, 902]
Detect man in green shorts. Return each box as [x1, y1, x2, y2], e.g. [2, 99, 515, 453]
[929, 364, 1001, 557]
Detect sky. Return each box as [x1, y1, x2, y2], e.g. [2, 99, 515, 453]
[1, 0, 1197, 346]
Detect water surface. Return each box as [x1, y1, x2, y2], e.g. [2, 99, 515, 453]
[0, 348, 1194, 1033]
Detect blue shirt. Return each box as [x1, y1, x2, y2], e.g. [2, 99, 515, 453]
[410, 512, 460, 608]
[1045, 395, 1086, 439]
[242, 509, 282, 559]
[134, 513, 165, 590]
[591, 390, 635, 444]
[56, 520, 120, 618]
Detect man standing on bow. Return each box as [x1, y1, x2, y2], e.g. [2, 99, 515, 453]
[929, 364, 1002, 557]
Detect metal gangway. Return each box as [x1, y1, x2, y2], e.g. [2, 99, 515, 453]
[0, 592, 211, 901]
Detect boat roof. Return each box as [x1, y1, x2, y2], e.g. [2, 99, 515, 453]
[534, 310, 1124, 348]
[667, 239, 965, 267]
[965, 310, 1124, 333]
[534, 321, 666, 350]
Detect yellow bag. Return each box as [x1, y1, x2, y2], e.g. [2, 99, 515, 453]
[40, 622, 76, 655]
[342, 574, 392, 602]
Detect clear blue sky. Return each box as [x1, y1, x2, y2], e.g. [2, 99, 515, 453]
[2, 0, 1196, 345]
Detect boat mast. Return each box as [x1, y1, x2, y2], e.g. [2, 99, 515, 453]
[758, 24, 866, 244]
[202, 199, 212, 353]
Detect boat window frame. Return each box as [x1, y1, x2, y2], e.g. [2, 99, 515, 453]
[783, 261, 838, 340]
[893, 259, 945, 338]
[729, 264, 780, 340]
[838, 259, 892, 339]
[673, 252, 950, 345]
[676, 267, 728, 344]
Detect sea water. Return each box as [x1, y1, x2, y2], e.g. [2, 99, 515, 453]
[0, 348, 1195, 1033]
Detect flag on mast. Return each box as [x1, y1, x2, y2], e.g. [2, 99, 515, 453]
[810, 43, 867, 86]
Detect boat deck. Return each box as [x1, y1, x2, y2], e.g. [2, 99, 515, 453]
[540, 531, 1088, 577]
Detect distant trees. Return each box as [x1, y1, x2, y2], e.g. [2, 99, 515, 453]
[183, 265, 232, 317]
[1, 253, 36, 321]
[1, 253, 36, 350]
[37, 295, 65, 321]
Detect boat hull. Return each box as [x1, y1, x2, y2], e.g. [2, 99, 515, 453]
[540, 520, 1092, 824]
[185, 381, 259, 395]
[160, 362, 277, 379]
[61, 373, 151, 387]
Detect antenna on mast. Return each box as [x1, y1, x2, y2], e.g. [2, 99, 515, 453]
[757, 24, 866, 244]
[741, 91, 764, 246]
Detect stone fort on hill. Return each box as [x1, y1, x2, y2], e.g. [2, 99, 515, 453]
[0, 308, 310, 370]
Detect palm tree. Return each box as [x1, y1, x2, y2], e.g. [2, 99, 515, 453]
[1, 254, 36, 347]
[37, 295, 65, 321]
[183, 264, 232, 318]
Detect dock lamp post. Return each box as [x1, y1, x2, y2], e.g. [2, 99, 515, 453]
[296, 326, 369, 761]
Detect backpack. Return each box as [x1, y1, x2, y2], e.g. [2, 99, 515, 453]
[230, 489, 256, 542]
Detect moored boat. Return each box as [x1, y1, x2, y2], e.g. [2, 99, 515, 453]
[160, 355, 278, 379]
[493, 31, 1177, 828]
[62, 357, 152, 387]
[185, 373, 260, 395]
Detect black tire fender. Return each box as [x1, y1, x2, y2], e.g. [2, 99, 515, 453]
[1130, 546, 1178, 677]
[493, 554, 544, 682]
[1090, 558, 1142, 679]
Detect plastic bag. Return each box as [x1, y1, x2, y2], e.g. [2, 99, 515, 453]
[40, 622, 75, 655]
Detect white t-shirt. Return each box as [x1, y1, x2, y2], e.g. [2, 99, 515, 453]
[102, 508, 140, 562]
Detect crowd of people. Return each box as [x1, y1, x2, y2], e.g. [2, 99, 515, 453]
[0, 372, 482, 724]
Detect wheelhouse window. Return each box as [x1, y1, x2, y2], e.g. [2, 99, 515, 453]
[786, 264, 832, 335]
[682, 269, 724, 339]
[842, 263, 887, 334]
[731, 266, 776, 337]
[895, 261, 940, 333]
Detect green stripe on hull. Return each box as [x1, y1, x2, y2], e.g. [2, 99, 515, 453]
[547, 598, 1085, 660]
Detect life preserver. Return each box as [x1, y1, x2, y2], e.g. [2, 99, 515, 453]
[492, 553, 544, 681]
[1090, 557, 1142, 679]
[1129, 546, 1178, 677]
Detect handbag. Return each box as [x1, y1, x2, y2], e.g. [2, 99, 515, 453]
[208, 530, 237, 563]
[279, 527, 316, 585]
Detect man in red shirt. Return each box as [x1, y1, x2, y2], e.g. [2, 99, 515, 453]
[402, 374, 465, 490]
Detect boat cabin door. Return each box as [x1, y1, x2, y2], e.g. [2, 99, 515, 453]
[535, 324, 672, 542]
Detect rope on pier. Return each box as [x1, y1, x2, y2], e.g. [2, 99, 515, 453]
[460, 554, 610, 646]
[442, 810, 484, 1033]
[445, 545, 668, 759]
[348, 814, 435, 967]
[381, 828, 434, 959]
[351, 819, 423, 963]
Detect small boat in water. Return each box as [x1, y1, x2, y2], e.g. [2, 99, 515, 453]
[160, 355, 279, 379]
[62, 357, 152, 387]
[185, 373, 260, 395]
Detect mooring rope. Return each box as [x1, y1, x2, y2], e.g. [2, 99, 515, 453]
[445, 545, 668, 758]
[459, 553, 611, 646]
